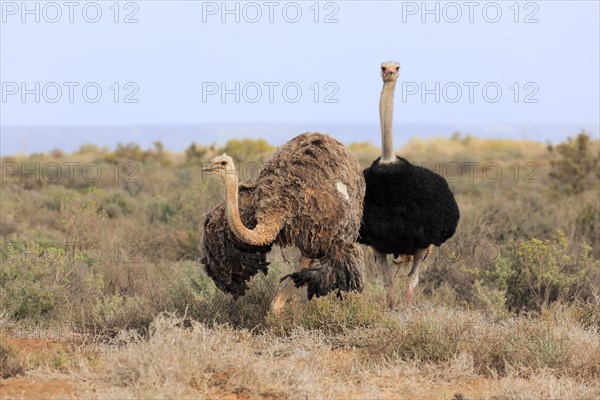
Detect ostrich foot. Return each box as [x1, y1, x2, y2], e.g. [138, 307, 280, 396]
[406, 247, 428, 306]
[271, 257, 313, 314]
[386, 291, 396, 310]
[407, 281, 414, 305]
[270, 279, 297, 314]
[374, 250, 397, 310]
[406, 273, 420, 305]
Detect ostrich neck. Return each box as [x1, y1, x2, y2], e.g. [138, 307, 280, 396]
[223, 172, 280, 247]
[379, 80, 397, 162]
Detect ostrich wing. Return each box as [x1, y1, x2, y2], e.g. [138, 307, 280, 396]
[201, 181, 273, 298]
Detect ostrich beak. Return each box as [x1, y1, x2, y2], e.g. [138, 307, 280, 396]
[202, 164, 218, 173]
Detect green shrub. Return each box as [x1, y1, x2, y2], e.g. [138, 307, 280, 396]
[268, 291, 387, 335]
[90, 293, 155, 336]
[0, 239, 106, 323]
[220, 138, 274, 170]
[60, 190, 107, 244]
[99, 192, 134, 218]
[489, 232, 599, 312]
[104, 141, 170, 167]
[185, 143, 218, 166]
[380, 313, 463, 363]
[42, 186, 73, 211]
[0, 243, 69, 320]
[74, 143, 108, 156]
[575, 197, 600, 257]
[189, 270, 278, 330]
[21, 160, 44, 190]
[549, 131, 600, 195]
[147, 197, 179, 224]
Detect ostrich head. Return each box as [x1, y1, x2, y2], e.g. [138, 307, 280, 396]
[381, 61, 400, 83]
[203, 154, 236, 180]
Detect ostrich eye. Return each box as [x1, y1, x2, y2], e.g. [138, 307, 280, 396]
[381, 66, 386, 71]
[220, 161, 227, 166]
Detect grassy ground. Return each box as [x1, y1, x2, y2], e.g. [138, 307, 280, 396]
[1, 300, 599, 399]
[1, 132, 598, 399]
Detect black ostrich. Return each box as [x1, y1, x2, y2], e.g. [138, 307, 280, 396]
[358, 61, 460, 308]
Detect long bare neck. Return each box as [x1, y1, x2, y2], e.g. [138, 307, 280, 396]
[223, 172, 281, 247]
[379, 80, 397, 162]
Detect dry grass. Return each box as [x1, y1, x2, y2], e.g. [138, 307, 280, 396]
[9, 309, 592, 399]
[1, 135, 599, 399]
[3, 297, 599, 399]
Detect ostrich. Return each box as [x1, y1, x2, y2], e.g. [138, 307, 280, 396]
[201, 132, 366, 312]
[358, 61, 460, 308]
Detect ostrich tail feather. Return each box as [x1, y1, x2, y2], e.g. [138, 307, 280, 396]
[283, 244, 365, 299]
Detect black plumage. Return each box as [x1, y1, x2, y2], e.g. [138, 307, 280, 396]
[359, 156, 460, 257]
[357, 60, 460, 307]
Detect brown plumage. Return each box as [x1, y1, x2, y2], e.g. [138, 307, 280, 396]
[201, 132, 366, 304]
[201, 179, 272, 297]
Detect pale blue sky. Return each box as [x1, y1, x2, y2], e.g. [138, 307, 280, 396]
[1, 1, 599, 129]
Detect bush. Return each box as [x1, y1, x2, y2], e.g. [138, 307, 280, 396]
[220, 138, 274, 166]
[480, 232, 599, 312]
[575, 196, 600, 257]
[0, 243, 69, 320]
[60, 190, 108, 244]
[0, 241, 104, 322]
[549, 131, 600, 195]
[147, 197, 179, 224]
[268, 291, 387, 335]
[348, 142, 381, 168]
[188, 267, 278, 330]
[0, 338, 25, 378]
[74, 143, 107, 156]
[185, 143, 218, 166]
[99, 192, 134, 218]
[103, 141, 171, 166]
[90, 293, 155, 336]
[347, 305, 600, 378]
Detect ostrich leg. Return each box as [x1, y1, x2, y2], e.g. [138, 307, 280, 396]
[406, 246, 431, 305]
[271, 257, 313, 313]
[375, 250, 396, 310]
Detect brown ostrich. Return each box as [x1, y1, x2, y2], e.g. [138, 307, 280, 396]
[201, 132, 366, 312]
